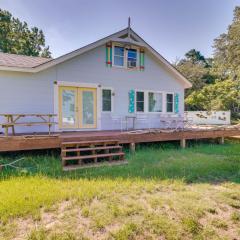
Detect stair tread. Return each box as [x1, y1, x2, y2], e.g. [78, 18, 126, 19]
[62, 139, 119, 146]
[63, 152, 125, 161]
[62, 145, 122, 152]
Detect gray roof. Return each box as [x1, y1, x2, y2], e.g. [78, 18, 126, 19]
[0, 52, 51, 68]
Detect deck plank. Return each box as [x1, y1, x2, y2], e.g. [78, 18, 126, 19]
[0, 128, 240, 152]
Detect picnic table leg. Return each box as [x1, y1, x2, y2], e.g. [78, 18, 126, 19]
[5, 126, 8, 137]
[4, 116, 10, 136]
[48, 124, 51, 135]
[10, 116, 15, 135]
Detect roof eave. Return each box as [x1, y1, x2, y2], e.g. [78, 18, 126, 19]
[0, 66, 35, 73]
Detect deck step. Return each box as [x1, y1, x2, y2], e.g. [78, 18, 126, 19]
[61, 139, 119, 146]
[62, 145, 122, 152]
[62, 152, 125, 161]
[61, 139, 126, 170]
[63, 160, 128, 171]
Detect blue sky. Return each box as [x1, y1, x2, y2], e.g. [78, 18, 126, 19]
[1, 0, 240, 62]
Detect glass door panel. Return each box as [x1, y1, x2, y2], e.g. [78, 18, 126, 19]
[59, 87, 78, 128]
[59, 86, 97, 129]
[79, 88, 97, 128]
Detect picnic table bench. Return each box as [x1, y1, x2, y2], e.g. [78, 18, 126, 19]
[0, 114, 57, 136]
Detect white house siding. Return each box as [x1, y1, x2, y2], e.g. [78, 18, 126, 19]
[0, 45, 185, 133]
[0, 69, 55, 133]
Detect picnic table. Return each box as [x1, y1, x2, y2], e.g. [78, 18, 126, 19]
[0, 114, 57, 136]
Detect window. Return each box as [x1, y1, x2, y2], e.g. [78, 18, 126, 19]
[136, 91, 144, 112]
[148, 92, 163, 112]
[102, 89, 112, 112]
[127, 49, 137, 68]
[114, 46, 124, 66]
[166, 93, 174, 112]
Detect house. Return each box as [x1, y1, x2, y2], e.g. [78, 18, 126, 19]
[0, 22, 192, 134]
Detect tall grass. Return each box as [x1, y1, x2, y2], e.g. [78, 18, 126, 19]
[0, 141, 240, 183]
[0, 141, 240, 239]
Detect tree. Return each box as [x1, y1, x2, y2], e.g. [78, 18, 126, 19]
[184, 49, 206, 65]
[0, 9, 51, 57]
[175, 49, 215, 97]
[185, 79, 240, 117]
[212, 6, 240, 80]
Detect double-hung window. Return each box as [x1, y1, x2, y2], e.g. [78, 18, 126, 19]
[127, 49, 137, 68]
[148, 92, 163, 112]
[102, 89, 112, 112]
[136, 91, 144, 112]
[166, 93, 174, 112]
[114, 46, 124, 67]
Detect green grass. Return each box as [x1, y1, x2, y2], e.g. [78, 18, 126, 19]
[0, 141, 240, 239]
[1, 141, 240, 183]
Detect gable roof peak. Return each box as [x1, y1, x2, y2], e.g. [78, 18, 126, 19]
[0, 26, 192, 88]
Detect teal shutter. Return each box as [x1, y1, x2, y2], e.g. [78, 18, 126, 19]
[174, 93, 179, 114]
[128, 90, 135, 113]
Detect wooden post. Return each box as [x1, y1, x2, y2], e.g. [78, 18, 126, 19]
[4, 127, 8, 137]
[130, 142, 136, 153]
[61, 146, 67, 167]
[77, 144, 82, 165]
[180, 139, 186, 149]
[218, 137, 225, 145]
[9, 116, 15, 135]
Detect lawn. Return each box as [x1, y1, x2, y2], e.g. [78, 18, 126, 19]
[0, 141, 240, 240]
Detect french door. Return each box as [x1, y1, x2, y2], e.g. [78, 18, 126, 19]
[59, 86, 97, 129]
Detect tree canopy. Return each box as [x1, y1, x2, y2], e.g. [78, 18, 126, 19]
[0, 9, 51, 57]
[186, 80, 240, 117]
[175, 49, 215, 97]
[212, 7, 240, 80]
[175, 6, 240, 117]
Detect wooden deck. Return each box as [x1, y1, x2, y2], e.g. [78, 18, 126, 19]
[0, 126, 240, 152]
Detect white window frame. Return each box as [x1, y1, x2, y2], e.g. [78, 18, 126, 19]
[135, 90, 145, 113]
[147, 91, 164, 114]
[127, 48, 138, 69]
[101, 87, 114, 113]
[112, 42, 139, 69]
[166, 92, 174, 113]
[113, 45, 125, 68]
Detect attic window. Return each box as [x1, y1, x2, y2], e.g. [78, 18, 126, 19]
[127, 49, 137, 68]
[111, 43, 143, 69]
[114, 46, 124, 66]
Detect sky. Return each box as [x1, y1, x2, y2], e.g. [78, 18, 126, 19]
[1, 0, 240, 62]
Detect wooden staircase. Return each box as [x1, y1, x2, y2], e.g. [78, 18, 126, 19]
[61, 140, 127, 171]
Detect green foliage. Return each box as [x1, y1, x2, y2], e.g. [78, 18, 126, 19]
[211, 219, 228, 230]
[176, 7, 240, 117]
[175, 49, 215, 98]
[231, 211, 240, 222]
[27, 229, 47, 240]
[182, 217, 203, 235]
[0, 9, 51, 57]
[185, 79, 240, 116]
[111, 223, 140, 240]
[212, 6, 240, 80]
